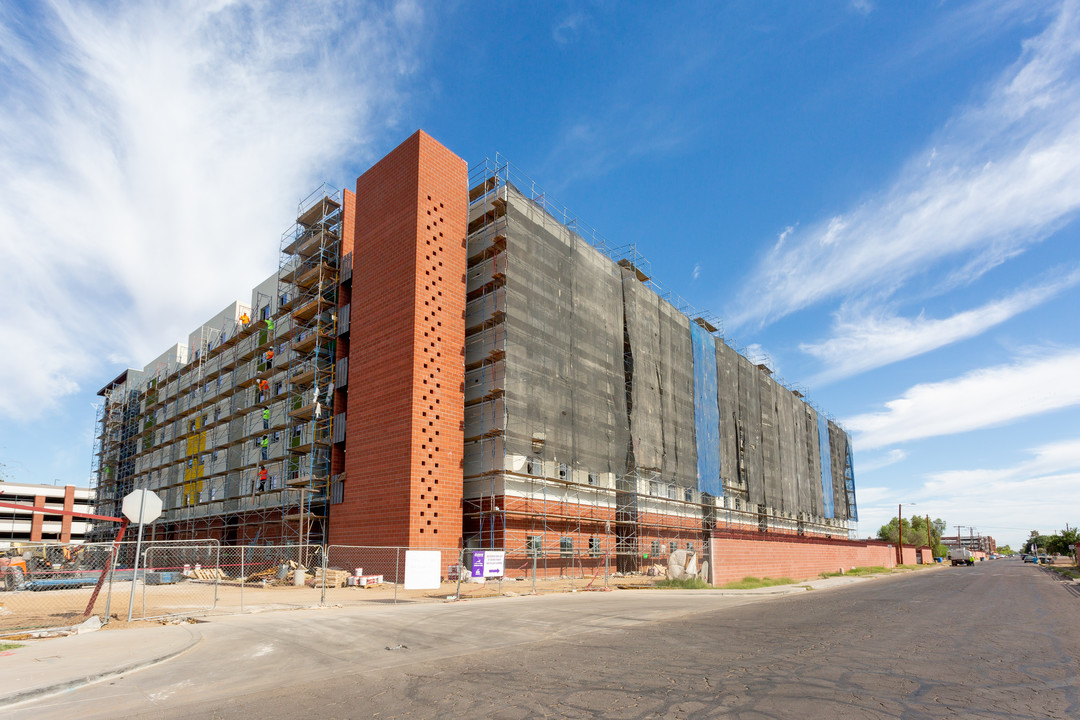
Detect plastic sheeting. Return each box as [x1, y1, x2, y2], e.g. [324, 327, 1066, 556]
[817, 413, 834, 518]
[690, 323, 721, 497]
[845, 440, 858, 521]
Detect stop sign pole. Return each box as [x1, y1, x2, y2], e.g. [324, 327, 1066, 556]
[122, 489, 163, 622]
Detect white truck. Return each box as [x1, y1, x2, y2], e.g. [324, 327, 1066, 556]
[948, 548, 975, 566]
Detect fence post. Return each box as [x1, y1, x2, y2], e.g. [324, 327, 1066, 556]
[455, 547, 464, 600]
[532, 551, 537, 594]
[141, 546, 149, 618]
[212, 543, 220, 611]
[239, 546, 245, 613]
[320, 545, 327, 606]
[394, 548, 399, 605]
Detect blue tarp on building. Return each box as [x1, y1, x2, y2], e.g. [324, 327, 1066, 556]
[818, 414, 834, 518]
[690, 323, 722, 497]
[844, 441, 857, 521]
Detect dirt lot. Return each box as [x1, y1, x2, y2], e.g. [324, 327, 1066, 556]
[0, 571, 659, 636]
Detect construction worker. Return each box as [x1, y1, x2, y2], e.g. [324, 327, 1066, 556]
[240, 313, 250, 325]
[259, 379, 270, 392]
[257, 467, 268, 492]
[266, 318, 275, 332]
[262, 407, 270, 429]
[265, 349, 274, 363]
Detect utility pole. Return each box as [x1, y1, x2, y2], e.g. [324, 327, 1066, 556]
[926, 514, 933, 555]
[897, 503, 903, 565]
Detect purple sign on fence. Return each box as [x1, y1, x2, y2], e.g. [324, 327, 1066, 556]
[471, 550, 505, 578]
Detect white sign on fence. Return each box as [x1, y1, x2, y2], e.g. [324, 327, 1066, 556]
[403, 550, 441, 590]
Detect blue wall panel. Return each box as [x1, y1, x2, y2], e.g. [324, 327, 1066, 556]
[844, 441, 857, 521]
[817, 414, 834, 518]
[690, 323, 722, 497]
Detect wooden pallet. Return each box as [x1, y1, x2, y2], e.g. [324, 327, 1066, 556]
[190, 568, 228, 581]
[314, 569, 352, 588]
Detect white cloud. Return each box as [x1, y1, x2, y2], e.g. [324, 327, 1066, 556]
[844, 348, 1080, 450]
[692, 262, 701, 280]
[729, 1, 1080, 329]
[553, 12, 586, 44]
[801, 267, 1080, 384]
[774, 224, 796, 250]
[0, 0, 422, 419]
[855, 449, 907, 473]
[856, 437, 1080, 548]
[850, 0, 874, 16]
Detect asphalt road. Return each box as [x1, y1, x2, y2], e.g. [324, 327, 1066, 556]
[19, 559, 1080, 719]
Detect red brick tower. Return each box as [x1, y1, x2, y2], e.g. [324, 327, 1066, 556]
[331, 130, 467, 549]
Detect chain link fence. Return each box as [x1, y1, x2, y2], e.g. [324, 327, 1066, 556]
[1, 541, 660, 636]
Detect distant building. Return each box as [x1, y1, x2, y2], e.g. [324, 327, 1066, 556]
[0, 482, 94, 545]
[942, 534, 996, 554]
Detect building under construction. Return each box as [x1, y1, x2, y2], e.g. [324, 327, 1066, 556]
[92, 131, 857, 570]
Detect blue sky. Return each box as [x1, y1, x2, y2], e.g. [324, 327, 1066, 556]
[2, 0, 1079, 549]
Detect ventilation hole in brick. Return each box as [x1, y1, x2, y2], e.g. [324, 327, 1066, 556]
[420, 511, 424, 516]
[427, 503, 431, 508]
[420, 528, 424, 534]
[434, 495, 438, 501]
[433, 528, 438, 534]
[439, 202, 444, 208]
[427, 520, 431, 525]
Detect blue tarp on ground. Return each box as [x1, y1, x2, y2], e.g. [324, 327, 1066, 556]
[690, 323, 722, 497]
[818, 414, 834, 518]
[844, 441, 858, 521]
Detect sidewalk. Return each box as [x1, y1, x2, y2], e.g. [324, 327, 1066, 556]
[0, 622, 201, 707]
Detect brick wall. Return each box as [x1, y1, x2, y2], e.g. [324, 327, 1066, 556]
[709, 529, 931, 584]
[333, 130, 467, 549]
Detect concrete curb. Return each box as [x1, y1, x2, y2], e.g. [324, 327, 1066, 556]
[1, 625, 203, 708]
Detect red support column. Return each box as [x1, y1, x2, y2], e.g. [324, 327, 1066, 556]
[61, 485, 76, 543]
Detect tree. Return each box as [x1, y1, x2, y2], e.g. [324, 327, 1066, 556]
[1046, 528, 1079, 556]
[877, 516, 948, 557]
[998, 544, 1013, 555]
[1026, 532, 1052, 555]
